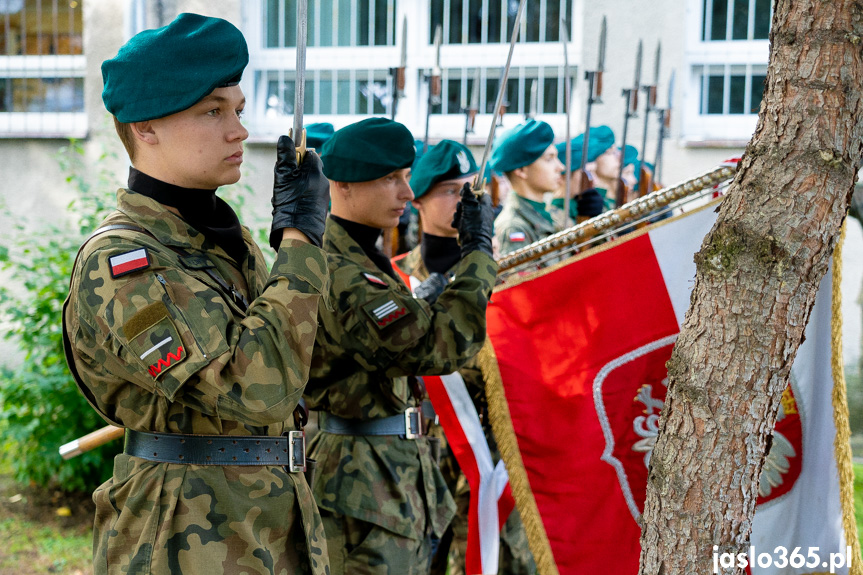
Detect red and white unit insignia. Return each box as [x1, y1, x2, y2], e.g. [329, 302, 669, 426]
[109, 248, 150, 278]
[372, 299, 407, 327]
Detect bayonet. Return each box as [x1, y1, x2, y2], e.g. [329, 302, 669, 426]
[655, 69, 675, 183]
[526, 79, 538, 120]
[290, 0, 308, 162]
[464, 67, 481, 144]
[561, 17, 574, 228]
[580, 16, 607, 178]
[615, 39, 643, 207]
[639, 40, 661, 196]
[472, 0, 527, 195]
[389, 16, 407, 120]
[424, 24, 443, 152]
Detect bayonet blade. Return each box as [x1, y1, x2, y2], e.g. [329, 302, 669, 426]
[469, 67, 481, 111]
[433, 25, 442, 75]
[667, 68, 675, 111]
[653, 41, 661, 87]
[633, 40, 643, 92]
[473, 0, 527, 194]
[292, 0, 308, 160]
[400, 16, 407, 68]
[527, 79, 538, 119]
[597, 17, 607, 72]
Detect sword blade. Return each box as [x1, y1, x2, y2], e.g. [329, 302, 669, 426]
[292, 0, 308, 152]
[472, 0, 527, 194]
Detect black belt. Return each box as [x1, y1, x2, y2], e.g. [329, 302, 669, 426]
[124, 430, 306, 472]
[319, 401, 436, 439]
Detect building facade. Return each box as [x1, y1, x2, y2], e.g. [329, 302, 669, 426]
[0, 0, 772, 218]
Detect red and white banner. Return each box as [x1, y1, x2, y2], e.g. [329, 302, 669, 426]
[391, 257, 516, 575]
[484, 201, 857, 574]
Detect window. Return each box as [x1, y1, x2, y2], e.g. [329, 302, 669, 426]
[0, 0, 85, 137]
[430, 66, 567, 116]
[682, 0, 770, 143]
[430, 0, 572, 44]
[702, 0, 771, 41]
[264, 0, 396, 47]
[242, 0, 576, 141]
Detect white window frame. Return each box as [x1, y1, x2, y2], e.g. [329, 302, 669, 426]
[241, 0, 580, 144]
[0, 0, 86, 138]
[681, 0, 769, 145]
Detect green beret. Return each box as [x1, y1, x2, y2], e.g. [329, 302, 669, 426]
[490, 119, 555, 173]
[305, 123, 334, 150]
[412, 139, 427, 170]
[410, 140, 478, 200]
[321, 118, 415, 182]
[556, 125, 616, 171]
[102, 13, 248, 123]
[622, 144, 639, 167]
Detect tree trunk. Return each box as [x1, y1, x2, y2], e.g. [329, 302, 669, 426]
[638, 1, 863, 574]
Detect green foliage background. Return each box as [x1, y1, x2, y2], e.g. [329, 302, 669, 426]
[0, 140, 269, 493]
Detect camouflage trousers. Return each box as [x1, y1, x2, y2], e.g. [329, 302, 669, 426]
[321, 510, 433, 575]
[440, 474, 537, 575]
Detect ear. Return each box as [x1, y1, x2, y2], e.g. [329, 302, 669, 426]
[131, 120, 158, 145]
[510, 166, 528, 181]
[332, 180, 351, 200]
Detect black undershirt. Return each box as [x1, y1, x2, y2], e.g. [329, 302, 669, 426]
[329, 214, 397, 279]
[128, 168, 248, 264]
[421, 234, 460, 275]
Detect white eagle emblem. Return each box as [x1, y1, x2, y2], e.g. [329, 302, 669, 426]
[457, 150, 471, 173]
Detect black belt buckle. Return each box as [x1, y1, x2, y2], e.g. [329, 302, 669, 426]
[286, 430, 306, 473]
[404, 407, 423, 439]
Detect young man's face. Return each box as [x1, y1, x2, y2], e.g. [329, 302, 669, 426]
[414, 175, 472, 238]
[337, 167, 414, 229]
[146, 85, 249, 189]
[594, 147, 621, 180]
[522, 144, 565, 195]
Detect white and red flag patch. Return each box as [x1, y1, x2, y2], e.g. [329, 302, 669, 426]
[109, 248, 150, 278]
[508, 231, 526, 243]
[363, 272, 389, 287]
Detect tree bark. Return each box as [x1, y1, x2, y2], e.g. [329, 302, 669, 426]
[638, 1, 863, 574]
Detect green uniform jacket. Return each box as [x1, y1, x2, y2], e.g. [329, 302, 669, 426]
[63, 189, 330, 575]
[494, 193, 560, 256]
[305, 218, 498, 540]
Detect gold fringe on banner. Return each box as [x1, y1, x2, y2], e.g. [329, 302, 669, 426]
[479, 340, 561, 575]
[830, 223, 863, 575]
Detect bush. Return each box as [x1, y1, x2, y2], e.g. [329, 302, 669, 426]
[0, 140, 273, 493]
[0, 141, 121, 492]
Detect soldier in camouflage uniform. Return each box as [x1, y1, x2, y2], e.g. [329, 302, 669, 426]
[393, 140, 536, 575]
[492, 120, 566, 256]
[62, 14, 330, 575]
[304, 119, 498, 575]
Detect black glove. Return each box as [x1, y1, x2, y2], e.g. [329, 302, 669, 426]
[576, 188, 604, 218]
[269, 135, 330, 250]
[413, 272, 448, 304]
[451, 182, 494, 259]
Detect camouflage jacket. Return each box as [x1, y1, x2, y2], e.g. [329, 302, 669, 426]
[63, 188, 330, 575]
[494, 193, 561, 256]
[391, 246, 498, 487]
[304, 218, 498, 540]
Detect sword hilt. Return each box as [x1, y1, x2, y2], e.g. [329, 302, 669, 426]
[289, 128, 307, 164]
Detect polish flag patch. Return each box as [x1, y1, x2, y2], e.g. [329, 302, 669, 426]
[509, 231, 526, 243]
[109, 248, 150, 278]
[363, 273, 388, 287]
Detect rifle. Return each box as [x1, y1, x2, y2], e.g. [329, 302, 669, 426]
[561, 18, 575, 228]
[389, 16, 407, 120]
[654, 69, 674, 185]
[424, 25, 443, 153]
[614, 39, 642, 208]
[463, 68, 481, 145]
[573, 16, 607, 209]
[637, 41, 661, 197]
